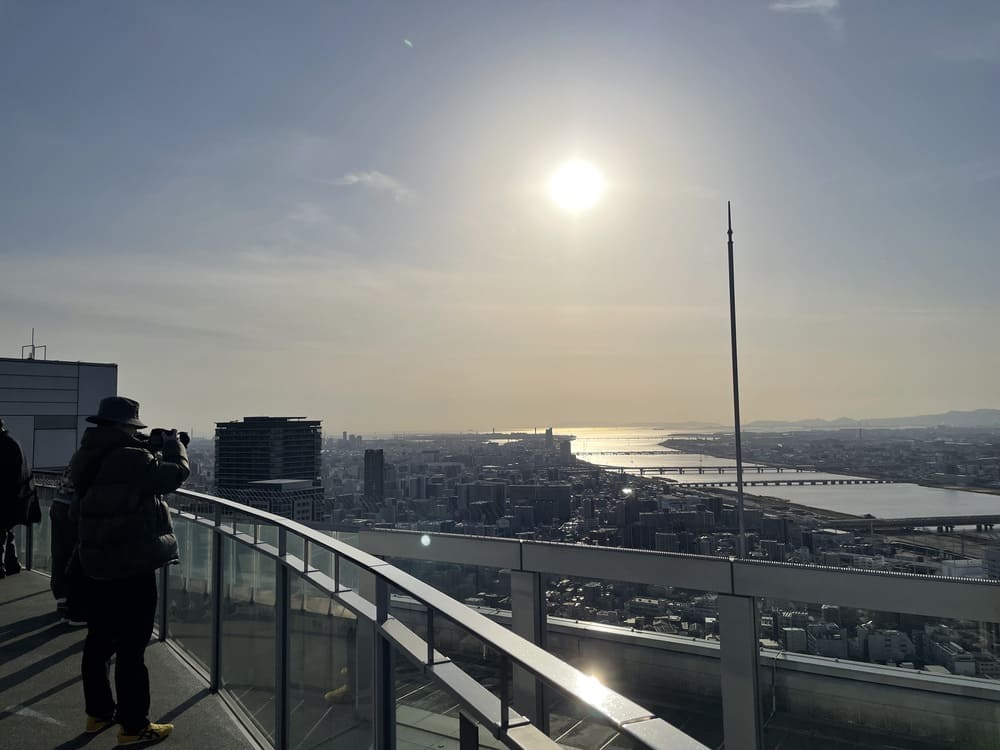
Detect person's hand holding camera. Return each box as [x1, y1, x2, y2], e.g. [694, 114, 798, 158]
[149, 428, 189, 450]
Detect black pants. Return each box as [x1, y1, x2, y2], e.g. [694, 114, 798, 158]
[82, 572, 157, 733]
[49, 503, 76, 599]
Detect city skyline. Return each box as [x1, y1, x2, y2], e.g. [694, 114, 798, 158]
[2, 2, 998, 434]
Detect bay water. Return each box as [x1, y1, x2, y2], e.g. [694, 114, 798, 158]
[560, 426, 1000, 520]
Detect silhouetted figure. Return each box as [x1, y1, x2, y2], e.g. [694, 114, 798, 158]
[0, 418, 36, 577]
[69, 397, 188, 745]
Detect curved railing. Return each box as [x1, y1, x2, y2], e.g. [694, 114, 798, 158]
[26, 478, 706, 750]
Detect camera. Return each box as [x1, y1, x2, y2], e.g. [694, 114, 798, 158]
[148, 428, 190, 450]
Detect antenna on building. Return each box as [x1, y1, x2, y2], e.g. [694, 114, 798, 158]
[21, 328, 47, 360]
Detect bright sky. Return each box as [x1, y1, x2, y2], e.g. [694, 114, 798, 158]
[2, 1, 998, 434]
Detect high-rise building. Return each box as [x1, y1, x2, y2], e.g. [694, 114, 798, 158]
[215, 416, 321, 489]
[364, 448, 385, 505]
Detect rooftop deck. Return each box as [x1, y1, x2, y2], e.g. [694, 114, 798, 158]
[0, 571, 253, 750]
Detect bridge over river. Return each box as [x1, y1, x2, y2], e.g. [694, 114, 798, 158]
[589, 464, 818, 475]
[823, 514, 1000, 531]
[593, 465, 896, 488]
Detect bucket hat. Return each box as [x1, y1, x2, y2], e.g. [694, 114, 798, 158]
[86, 396, 147, 428]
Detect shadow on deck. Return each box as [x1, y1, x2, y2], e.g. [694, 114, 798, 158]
[0, 571, 255, 750]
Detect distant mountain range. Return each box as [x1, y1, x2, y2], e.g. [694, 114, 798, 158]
[743, 409, 1000, 431]
[644, 409, 1000, 432]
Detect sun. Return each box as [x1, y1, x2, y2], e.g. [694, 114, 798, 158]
[548, 159, 606, 214]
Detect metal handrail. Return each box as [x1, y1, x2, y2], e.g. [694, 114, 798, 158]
[357, 527, 1000, 623]
[169, 488, 707, 750]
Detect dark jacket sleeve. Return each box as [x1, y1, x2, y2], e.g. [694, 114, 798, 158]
[144, 440, 190, 496]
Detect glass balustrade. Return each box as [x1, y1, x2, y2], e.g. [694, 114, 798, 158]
[754, 595, 1000, 750]
[288, 575, 372, 748]
[220, 535, 278, 741]
[168, 512, 213, 669]
[15, 482, 718, 748]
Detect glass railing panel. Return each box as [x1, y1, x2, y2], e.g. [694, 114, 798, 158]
[287, 533, 304, 563]
[387, 583, 428, 640]
[755, 595, 1000, 750]
[545, 576, 724, 749]
[288, 575, 372, 748]
[256, 522, 279, 548]
[168, 512, 213, 669]
[547, 684, 641, 749]
[29, 494, 54, 573]
[394, 642, 471, 748]
[308, 542, 335, 578]
[227, 510, 276, 592]
[221, 536, 277, 742]
[339, 557, 361, 591]
[389, 605, 652, 750]
[330, 529, 360, 549]
[379, 557, 512, 612]
[419, 612, 510, 706]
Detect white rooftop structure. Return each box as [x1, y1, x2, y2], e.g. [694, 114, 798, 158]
[0, 356, 117, 468]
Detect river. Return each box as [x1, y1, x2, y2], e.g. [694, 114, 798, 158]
[558, 426, 1000, 520]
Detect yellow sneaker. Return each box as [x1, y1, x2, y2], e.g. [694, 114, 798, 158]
[117, 722, 173, 745]
[85, 715, 115, 733]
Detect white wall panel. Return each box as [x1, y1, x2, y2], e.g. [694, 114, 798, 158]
[0, 375, 77, 389]
[76, 364, 116, 418]
[0, 403, 78, 416]
[33, 428, 78, 469]
[0, 360, 77, 377]
[0, 388, 77, 403]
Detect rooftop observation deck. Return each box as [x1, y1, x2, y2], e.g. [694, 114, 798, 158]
[5, 480, 1000, 749]
[0, 571, 250, 750]
[5, 483, 706, 750]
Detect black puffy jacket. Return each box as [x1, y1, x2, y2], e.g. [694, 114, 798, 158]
[0, 429, 35, 528]
[69, 425, 188, 579]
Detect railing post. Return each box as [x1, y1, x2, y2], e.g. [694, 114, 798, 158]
[210, 506, 224, 692]
[25, 522, 34, 571]
[459, 711, 479, 750]
[158, 564, 169, 642]
[274, 529, 290, 750]
[510, 570, 547, 732]
[372, 576, 396, 750]
[355, 569, 375, 723]
[719, 594, 763, 750]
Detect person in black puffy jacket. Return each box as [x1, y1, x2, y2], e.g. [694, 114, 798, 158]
[68, 396, 188, 745]
[0, 417, 36, 577]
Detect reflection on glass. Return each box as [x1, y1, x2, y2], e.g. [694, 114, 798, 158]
[257, 523, 279, 548]
[168, 514, 213, 669]
[287, 533, 304, 563]
[395, 641, 467, 748]
[288, 576, 371, 748]
[382, 557, 511, 611]
[757, 595, 1000, 749]
[28, 494, 53, 573]
[221, 537, 276, 741]
[545, 575, 724, 748]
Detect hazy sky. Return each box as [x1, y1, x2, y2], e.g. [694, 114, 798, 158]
[2, 1, 998, 434]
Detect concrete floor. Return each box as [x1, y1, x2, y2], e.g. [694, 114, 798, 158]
[0, 570, 256, 750]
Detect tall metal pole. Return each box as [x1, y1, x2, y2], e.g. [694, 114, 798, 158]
[727, 202, 747, 558]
